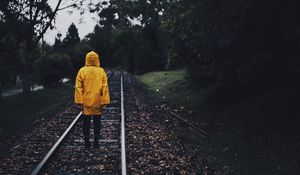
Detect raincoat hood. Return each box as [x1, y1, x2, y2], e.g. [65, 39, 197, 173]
[85, 51, 100, 67]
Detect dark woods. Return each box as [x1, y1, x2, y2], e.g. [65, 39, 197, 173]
[1, 0, 300, 90]
[163, 0, 300, 88]
[0, 0, 65, 91]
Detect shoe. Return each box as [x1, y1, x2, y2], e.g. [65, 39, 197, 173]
[85, 138, 91, 149]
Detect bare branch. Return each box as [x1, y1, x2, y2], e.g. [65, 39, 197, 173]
[57, 3, 77, 11]
[30, 0, 63, 49]
[57, 0, 80, 11]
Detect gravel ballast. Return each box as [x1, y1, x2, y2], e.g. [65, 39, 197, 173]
[124, 76, 209, 174]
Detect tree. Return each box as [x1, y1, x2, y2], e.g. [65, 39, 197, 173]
[86, 0, 167, 73]
[162, 0, 300, 87]
[35, 53, 73, 88]
[53, 32, 63, 53]
[0, 0, 82, 94]
[59, 23, 83, 78]
[86, 25, 113, 67]
[62, 23, 80, 49]
[71, 40, 93, 76]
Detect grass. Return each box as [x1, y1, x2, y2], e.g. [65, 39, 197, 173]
[137, 69, 300, 175]
[137, 69, 222, 116]
[137, 69, 186, 96]
[137, 69, 192, 107]
[0, 82, 74, 138]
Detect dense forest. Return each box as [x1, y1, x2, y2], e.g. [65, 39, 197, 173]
[1, 0, 300, 92]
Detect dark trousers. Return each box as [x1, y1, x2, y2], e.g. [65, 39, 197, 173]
[82, 115, 101, 139]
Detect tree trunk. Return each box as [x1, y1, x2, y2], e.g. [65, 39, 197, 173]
[19, 43, 31, 94]
[22, 72, 31, 94]
[0, 83, 2, 99]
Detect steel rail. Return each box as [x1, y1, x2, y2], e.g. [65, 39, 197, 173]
[169, 111, 208, 139]
[31, 70, 113, 175]
[120, 74, 127, 175]
[30, 111, 82, 175]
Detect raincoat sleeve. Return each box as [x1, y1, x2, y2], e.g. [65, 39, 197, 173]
[100, 70, 110, 105]
[74, 70, 84, 104]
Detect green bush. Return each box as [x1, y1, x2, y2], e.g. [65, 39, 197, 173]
[35, 53, 73, 88]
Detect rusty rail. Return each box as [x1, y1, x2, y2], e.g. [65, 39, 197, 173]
[169, 111, 208, 139]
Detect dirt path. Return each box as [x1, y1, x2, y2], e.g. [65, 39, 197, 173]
[1, 85, 44, 97]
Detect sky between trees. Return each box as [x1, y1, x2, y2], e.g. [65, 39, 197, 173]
[44, 0, 99, 44]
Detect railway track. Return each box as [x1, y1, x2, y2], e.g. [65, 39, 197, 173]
[30, 70, 127, 174]
[1, 69, 207, 175]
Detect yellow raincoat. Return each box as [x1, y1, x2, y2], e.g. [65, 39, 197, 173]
[74, 51, 110, 115]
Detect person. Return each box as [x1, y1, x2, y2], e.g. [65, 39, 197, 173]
[74, 51, 110, 149]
